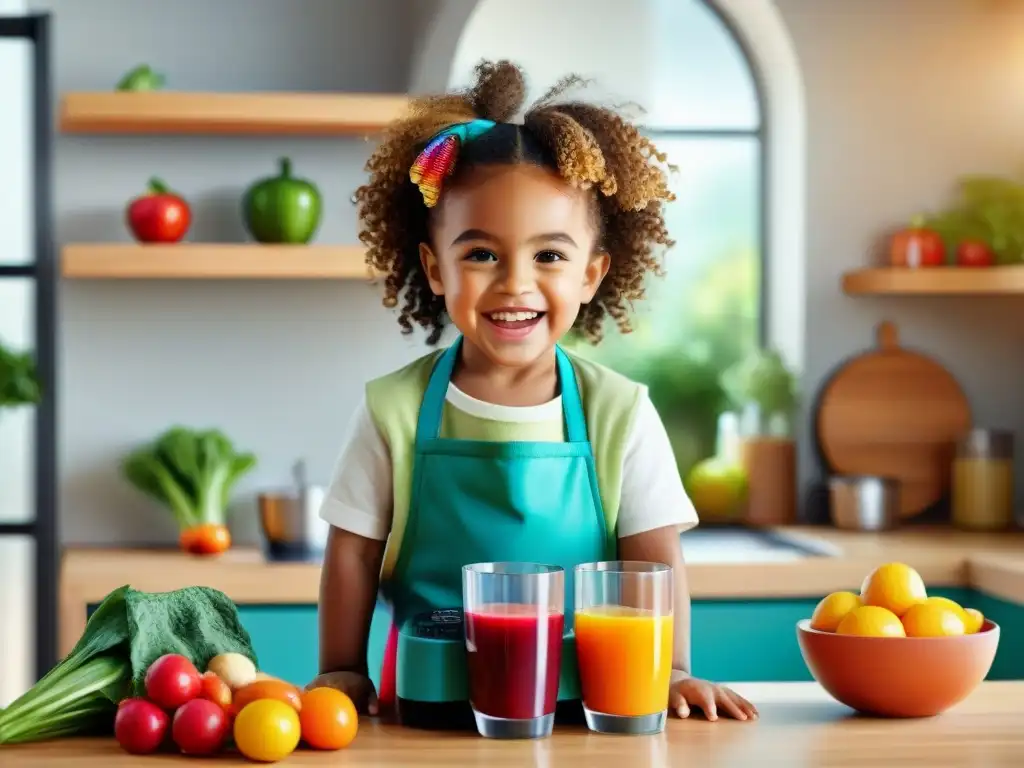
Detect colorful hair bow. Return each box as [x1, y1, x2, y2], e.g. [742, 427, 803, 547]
[409, 119, 497, 208]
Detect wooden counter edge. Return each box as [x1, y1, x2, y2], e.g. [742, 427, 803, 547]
[58, 530, 1024, 657]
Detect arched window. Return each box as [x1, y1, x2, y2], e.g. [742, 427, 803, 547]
[447, 0, 765, 474]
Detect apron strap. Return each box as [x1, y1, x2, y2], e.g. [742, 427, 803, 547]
[555, 346, 588, 444]
[416, 338, 461, 443]
[415, 336, 589, 443]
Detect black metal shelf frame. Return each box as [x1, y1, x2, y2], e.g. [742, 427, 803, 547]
[0, 12, 57, 682]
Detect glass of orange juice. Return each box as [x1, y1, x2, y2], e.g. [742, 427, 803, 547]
[574, 561, 673, 735]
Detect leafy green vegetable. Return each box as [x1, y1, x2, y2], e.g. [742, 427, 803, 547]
[918, 175, 1024, 264]
[115, 64, 165, 92]
[721, 348, 798, 417]
[0, 339, 40, 410]
[0, 585, 257, 745]
[122, 427, 257, 529]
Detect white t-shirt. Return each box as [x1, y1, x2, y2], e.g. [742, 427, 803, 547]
[320, 383, 699, 541]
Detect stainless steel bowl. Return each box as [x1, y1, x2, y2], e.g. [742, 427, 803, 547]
[829, 475, 901, 531]
[258, 486, 328, 561]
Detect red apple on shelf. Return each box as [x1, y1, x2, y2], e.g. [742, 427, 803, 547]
[955, 240, 995, 268]
[889, 226, 945, 268]
[126, 178, 191, 243]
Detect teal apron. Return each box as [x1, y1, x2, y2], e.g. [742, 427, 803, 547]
[384, 336, 612, 706]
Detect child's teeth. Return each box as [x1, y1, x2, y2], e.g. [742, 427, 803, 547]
[491, 311, 539, 322]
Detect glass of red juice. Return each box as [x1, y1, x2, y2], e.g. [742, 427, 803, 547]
[462, 563, 565, 739]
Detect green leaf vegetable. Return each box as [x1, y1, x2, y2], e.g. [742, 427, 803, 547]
[919, 175, 1024, 264]
[0, 339, 41, 410]
[115, 64, 165, 92]
[121, 427, 257, 530]
[721, 348, 798, 417]
[0, 585, 257, 744]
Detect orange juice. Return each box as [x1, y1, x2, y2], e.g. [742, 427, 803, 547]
[574, 605, 673, 717]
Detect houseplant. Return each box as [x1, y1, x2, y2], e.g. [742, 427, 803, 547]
[0, 339, 41, 412]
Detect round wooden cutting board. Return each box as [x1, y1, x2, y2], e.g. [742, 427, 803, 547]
[815, 321, 972, 518]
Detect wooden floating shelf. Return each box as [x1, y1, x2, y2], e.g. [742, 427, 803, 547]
[60, 91, 410, 135]
[842, 266, 1024, 295]
[62, 243, 374, 280]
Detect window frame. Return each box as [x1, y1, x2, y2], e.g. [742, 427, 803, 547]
[0, 12, 58, 682]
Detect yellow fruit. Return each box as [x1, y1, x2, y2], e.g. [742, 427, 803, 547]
[922, 596, 968, 622]
[901, 602, 966, 637]
[810, 591, 862, 632]
[964, 608, 985, 634]
[860, 562, 927, 617]
[234, 699, 301, 763]
[836, 605, 906, 637]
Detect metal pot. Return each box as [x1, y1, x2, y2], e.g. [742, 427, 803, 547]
[829, 475, 901, 531]
[258, 483, 328, 562]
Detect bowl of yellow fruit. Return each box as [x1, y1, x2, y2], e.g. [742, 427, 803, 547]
[796, 562, 999, 718]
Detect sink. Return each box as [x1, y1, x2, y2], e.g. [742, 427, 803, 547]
[681, 527, 841, 563]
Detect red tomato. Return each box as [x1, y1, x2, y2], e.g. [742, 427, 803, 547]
[144, 654, 201, 710]
[890, 227, 945, 268]
[115, 698, 169, 755]
[172, 698, 229, 755]
[126, 178, 191, 243]
[956, 240, 995, 267]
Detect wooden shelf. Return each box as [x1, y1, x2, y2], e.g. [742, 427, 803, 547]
[60, 91, 410, 135]
[842, 266, 1024, 295]
[62, 243, 374, 280]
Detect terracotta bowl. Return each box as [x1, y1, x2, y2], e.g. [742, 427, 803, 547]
[796, 619, 1000, 718]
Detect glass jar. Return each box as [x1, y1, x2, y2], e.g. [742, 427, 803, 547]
[737, 403, 797, 526]
[951, 429, 1015, 531]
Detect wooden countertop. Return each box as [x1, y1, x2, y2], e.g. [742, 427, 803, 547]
[4, 682, 1022, 766]
[59, 526, 1024, 656]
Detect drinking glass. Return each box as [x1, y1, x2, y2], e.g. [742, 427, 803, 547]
[574, 561, 673, 735]
[462, 562, 565, 739]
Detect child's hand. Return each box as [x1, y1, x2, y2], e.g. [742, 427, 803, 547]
[306, 671, 380, 715]
[669, 674, 758, 721]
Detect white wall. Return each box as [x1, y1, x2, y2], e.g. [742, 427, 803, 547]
[0, 0, 36, 709]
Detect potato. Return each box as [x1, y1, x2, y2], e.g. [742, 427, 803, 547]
[206, 653, 257, 691]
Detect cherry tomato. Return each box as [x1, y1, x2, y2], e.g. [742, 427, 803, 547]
[115, 698, 169, 754]
[172, 698, 229, 755]
[955, 240, 995, 267]
[144, 654, 201, 711]
[300, 687, 358, 750]
[199, 670, 233, 710]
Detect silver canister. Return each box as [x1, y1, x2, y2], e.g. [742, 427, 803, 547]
[829, 475, 900, 531]
[258, 485, 328, 562]
[258, 460, 329, 561]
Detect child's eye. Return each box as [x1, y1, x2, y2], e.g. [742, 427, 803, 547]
[535, 250, 565, 264]
[464, 249, 497, 263]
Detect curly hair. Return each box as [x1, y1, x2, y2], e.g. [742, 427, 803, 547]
[354, 60, 675, 345]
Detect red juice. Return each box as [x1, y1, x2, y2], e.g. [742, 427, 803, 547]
[465, 603, 564, 720]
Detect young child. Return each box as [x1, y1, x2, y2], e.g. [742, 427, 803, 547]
[310, 60, 757, 723]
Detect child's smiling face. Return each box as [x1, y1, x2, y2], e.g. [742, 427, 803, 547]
[420, 164, 610, 369]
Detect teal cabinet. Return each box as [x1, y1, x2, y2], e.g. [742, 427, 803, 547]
[92, 588, 1024, 686]
[236, 603, 392, 689]
[689, 587, 1024, 681]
